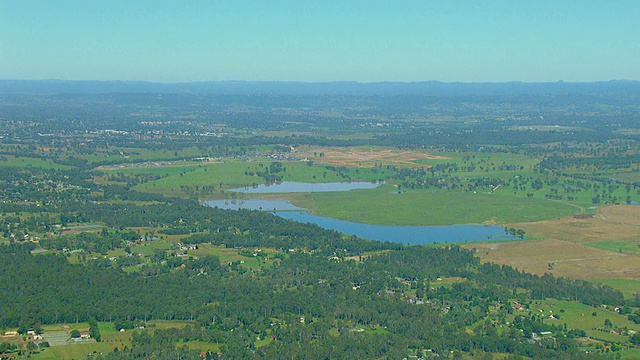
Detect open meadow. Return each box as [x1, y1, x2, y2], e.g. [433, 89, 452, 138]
[310, 185, 578, 225]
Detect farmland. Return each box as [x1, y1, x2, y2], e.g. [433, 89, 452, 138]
[2, 85, 640, 358]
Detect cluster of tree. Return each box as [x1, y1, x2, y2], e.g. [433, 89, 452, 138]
[2, 91, 640, 357]
[39, 229, 138, 254]
[540, 154, 640, 172]
[0, 241, 631, 358]
[94, 330, 202, 360]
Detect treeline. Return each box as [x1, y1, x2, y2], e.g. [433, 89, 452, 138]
[39, 229, 138, 253]
[540, 154, 640, 171]
[0, 165, 397, 256]
[0, 243, 620, 359]
[60, 200, 398, 256]
[375, 127, 615, 150]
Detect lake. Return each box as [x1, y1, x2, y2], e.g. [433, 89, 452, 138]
[203, 199, 519, 245]
[229, 181, 381, 193]
[203, 199, 303, 211]
[277, 212, 517, 245]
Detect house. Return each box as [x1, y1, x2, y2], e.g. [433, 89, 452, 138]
[611, 328, 626, 335]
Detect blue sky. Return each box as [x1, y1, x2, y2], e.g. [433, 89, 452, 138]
[1, 0, 638, 82]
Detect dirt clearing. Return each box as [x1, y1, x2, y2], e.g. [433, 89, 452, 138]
[464, 205, 640, 280]
[293, 146, 450, 167]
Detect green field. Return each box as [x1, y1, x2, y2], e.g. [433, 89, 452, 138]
[30, 321, 198, 360]
[0, 156, 72, 169]
[127, 160, 391, 198]
[129, 161, 386, 186]
[587, 241, 640, 256]
[32, 342, 114, 360]
[76, 146, 211, 166]
[537, 299, 640, 345]
[310, 185, 578, 226]
[95, 148, 638, 227]
[591, 278, 640, 298]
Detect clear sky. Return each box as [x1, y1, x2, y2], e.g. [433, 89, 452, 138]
[1, 0, 638, 83]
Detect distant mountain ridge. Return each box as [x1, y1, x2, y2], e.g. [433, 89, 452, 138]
[1, 79, 639, 97]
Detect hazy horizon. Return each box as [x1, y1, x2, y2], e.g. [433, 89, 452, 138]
[2, 1, 639, 83]
[1, 78, 639, 84]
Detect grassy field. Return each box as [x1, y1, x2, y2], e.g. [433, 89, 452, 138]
[74, 146, 210, 166]
[490, 298, 640, 358]
[180, 340, 221, 352]
[467, 205, 640, 281]
[30, 321, 200, 359]
[100, 148, 637, 226]
[536, 299, 640, 343]
[106, 148, 614, 226]
[587, 241, 640, 256]
[129, 161, 333, 195]
[32, 342, 114, 360]
[188, 243, 282, 269]
[126, 159, 394, 198]
[310, 185, 578, 226]
[469, 238, 640, 279]
[0, 156, 72, 169]
[30, 322, 126, 360]
[590, 278, 640, 298]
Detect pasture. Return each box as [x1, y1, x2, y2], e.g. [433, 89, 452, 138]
[311, 185, 577, 226]
[467, 205, 640, 281]
[31, 321, 200, 359]
[536, 299, 639, 343]
[0, 156, 71, 169]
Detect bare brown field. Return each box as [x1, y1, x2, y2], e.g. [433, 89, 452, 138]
[471, 239, 639, 279]
[464, 205, 640, 280]
[600, 205, 640, 225]
[293, 146, 450, 167]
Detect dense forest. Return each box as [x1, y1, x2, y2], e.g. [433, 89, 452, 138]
[0, 241, 627, 359]
[1, 87, 640, 358]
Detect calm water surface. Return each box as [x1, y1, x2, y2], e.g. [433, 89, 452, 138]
[203, 199, 303, 211]
[277, 212, 516, 245]
[203, 199, 518, 244]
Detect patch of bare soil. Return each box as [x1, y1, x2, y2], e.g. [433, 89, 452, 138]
[464, 205, 640, 280]
[294, 146, 450, 167]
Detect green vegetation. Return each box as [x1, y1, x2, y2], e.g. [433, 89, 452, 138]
[591, 278, 640, 298]
[587, 241, 640, 256]
[2, 88, 640, 358]
[312, 185, 577, 225]
[0, 156, 71, 169]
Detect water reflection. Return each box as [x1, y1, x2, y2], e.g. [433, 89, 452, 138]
[203, 198, 519, 245]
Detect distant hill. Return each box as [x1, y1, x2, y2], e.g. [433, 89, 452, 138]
[1, 79, 639, 97]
